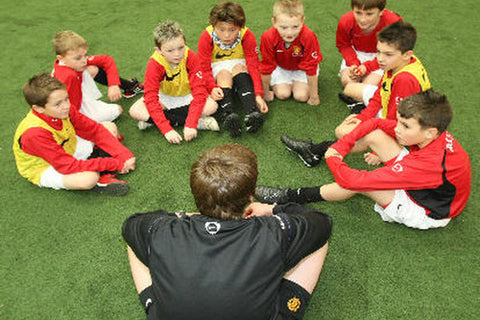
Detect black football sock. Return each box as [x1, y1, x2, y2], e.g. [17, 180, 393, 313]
[310, 140, 336, 158]
[93, 67, 132, 90]
[218, 87, 235, 117]
[287, 186, 324, 204]
[233, 73, 257, 114]
[88, 147, 114, 175]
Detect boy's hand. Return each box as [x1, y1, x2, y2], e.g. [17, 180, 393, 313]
[307, 93, 320, 106]
[325, 147, 343, 160]
[108, 85, 122, 101]
[183, 127, 198, 142]
[264, 90, 274, 102]
[210, 87, 224, 101]
[164, 130, 183, 144]
[256, 96, 269, 114]
[355, 64, 367, 77]
[244, 202, 274, 218]
[363, 152, 382, 166]
[343, 114, 362, 126]
[120, 157, 136, 174]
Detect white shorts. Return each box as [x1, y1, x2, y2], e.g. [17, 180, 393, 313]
[363, 84, 379, 106]
[38, 137, 94, 190]
[373, 149, 451, 230]
[211, 59, 246, 78]
[270, 66, 315, 86]
[80, 71, 121, 122]
[339, 50, 383, 76]
[134, 94, 193, 111]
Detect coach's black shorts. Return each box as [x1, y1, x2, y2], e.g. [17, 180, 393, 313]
[274, 279, 312, 320]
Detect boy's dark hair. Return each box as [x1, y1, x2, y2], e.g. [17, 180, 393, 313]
[351, 0, 386, 10]
[209, 1, 246, 28]
[378, 21, 416, 53]
[190, 144, 258, 220]
[398, 89, 452, 133]
[23, 73, 66, 107]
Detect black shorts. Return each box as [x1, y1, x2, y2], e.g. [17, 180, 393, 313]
[274, 279, 312, 320]
[164, 105, 189, 127]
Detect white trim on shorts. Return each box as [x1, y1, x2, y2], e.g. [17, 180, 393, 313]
[269, 66, 318, 86]
[373, 148, 451, 229]
[38, 137, 94, 190]
[211, 59, 246, 78]
[80, 71, 121, 122]
[338, 49, 383, 76]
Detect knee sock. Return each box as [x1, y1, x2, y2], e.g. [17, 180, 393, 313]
[311, 140, 336, 158]
[93, 67, 132, 90]
[287, 186, 324, 204]
[218, 87, 235, 117]
[233, 73, 256, 114]
[88, 147, 114, 176]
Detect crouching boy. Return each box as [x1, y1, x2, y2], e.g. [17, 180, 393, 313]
[13, 74, 136, 196]
[257, 90, 471, 229]
[123, 144, 332, 319]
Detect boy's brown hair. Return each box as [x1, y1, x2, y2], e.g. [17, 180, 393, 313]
[52, 31, 88, 55]
[351, 0, 386, 10]
[190, 144, 258, 220]
[153, 21, 186, 49]
[23, 73, 66, 107]
[378, 21, 416, 53]
[209, 1, 246, 28]
[398, 89, 452, 133]
[273, 0, 304, 18]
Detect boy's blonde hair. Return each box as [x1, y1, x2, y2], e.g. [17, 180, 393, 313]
[23, 73, 66, 107]
[273, 0, 304, 18]
[153, 21, 186, 49]
[52, 31, 88, 55]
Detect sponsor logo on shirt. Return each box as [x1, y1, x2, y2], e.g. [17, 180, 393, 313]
[205, 221, 221, 235]
[445, 133, 454, 152]
[215, 51, 234, 59]
[165, 71, 180, 81]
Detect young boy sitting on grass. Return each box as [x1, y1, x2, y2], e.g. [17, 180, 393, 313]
[123, 144, 332, 320]
[260, 0, 322, 105]
[13, 74, 136, 196]
[257, 90, 471, 230]
[52, 30, 143, 123]
[129, 21, 220, 145]
[281, 21, 431, 167]
[197, 1, 268, 137]
[337, 0, 402, 107]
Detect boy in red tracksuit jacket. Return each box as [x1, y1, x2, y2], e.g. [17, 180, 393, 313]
[256, 90, 471, 230]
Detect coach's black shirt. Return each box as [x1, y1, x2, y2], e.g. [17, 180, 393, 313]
[122, 203, 332, 320]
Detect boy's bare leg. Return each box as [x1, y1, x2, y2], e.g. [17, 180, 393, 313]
[202, 96, 219, 116]
[291, 81, 309, 102]
[273, 83, 293, 100]
[284, 243, 329, 294]
[320, 182, 396, 207]
[63, 171, 100, 190]
[127, 246, 152, 294]
[343, 82, 367, 102]
[129, 98, 150, 121]
[362, 72, 382, 86]
[216, 69, 234, 88]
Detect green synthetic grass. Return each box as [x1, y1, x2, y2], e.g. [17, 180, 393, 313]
[1, 0, 479, 319]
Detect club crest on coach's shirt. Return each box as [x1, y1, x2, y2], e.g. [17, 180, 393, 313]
[205, 221, 221, 235]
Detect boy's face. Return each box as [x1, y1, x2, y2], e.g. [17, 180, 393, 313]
[57, 47, 88, 72]
[33, 89, 71, 119]
[353, 6, 383, 32]
[394, 113, 437, 149]
[376, 41, 412, 74]
[156, 36, 186, 66]
[273, 14, 304, 43]
[213, 22, 241, 45]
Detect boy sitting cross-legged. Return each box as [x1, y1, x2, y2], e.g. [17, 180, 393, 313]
[260, 0, 323, 105]
[13, 74, 135, 196]
[123, 144, 332, 320]
[129, 21, 220, 144]
[257, 90, 471, 230]
[197, 1, 268, 137]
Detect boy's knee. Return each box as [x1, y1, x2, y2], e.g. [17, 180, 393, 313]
[275, 90, 291, 100]
[293, 90, 309, 102]
[101, 121, 118, 137]
[335, 124, 347, 139]
[117, 104, 123, 115]
[86, 65, 99, 78]
[232, 64, 247, 75]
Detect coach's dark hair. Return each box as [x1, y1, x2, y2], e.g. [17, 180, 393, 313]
[23, 73, 66, 107]
[190, 144, 257, 220]
[351, 0, 386, 10]
[378, 21, 416, 53]
[398, 89, 452, 133]
[209, 1, 246, 28]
